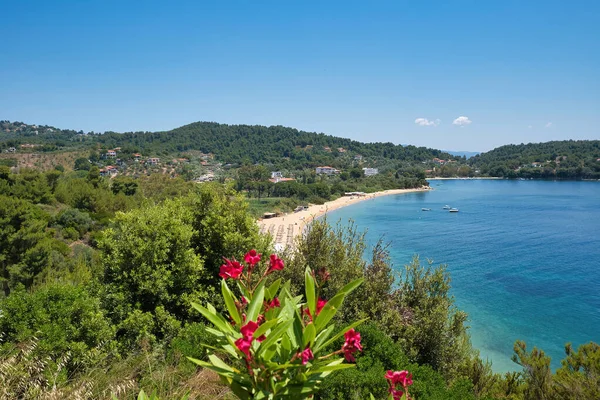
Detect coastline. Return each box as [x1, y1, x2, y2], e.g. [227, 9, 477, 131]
[427, 177, 503, 180]
[258, 186, 431, 248]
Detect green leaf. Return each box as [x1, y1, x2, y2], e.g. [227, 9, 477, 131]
[310, 361, 355, 374]
[339, 277, 364, 295]
[305, 267, 316, 317]
[266, 277, 281, 300]
[257, 319, 293, 354]
[236, 280, 250, 299]
[253, 318, 278, 338]
[246, 281, 265, 322]
[313, 293, 344, 331]
[208, 354, 235, 372]
[303, 322, 316, 347]
[313, 324, 335, 352]
[221, 280, 241, 326]
[318, 319, 367, 351]
[191, 302, 234, 333]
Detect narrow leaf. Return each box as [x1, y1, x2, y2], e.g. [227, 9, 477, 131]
[221, 280, 241, 326]
[246, 281, 265, 322]
[339, 277, 364, 295]
[313, 293, 344, 331]
[305, 267, 316, 317]
[253, 318, 278, 338]
[303, 322, 316, 347]
[266, 278, 282, 300]
[191, 302, 233, 333]
[319, 319, 367, 351]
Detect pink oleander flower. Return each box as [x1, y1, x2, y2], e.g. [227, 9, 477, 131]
[303, 298, 327, 321]
[341, 328, 363, 362]
[244, 249, 261, 267]
[316, 298, 327, 315]
[385, 370, 413, 388]
[264, 297, 281, 312]
[389, 388, 404, 400]
[219, 258, 244, 279]
[235, 337, 252, 357]
[240, 296, 248, 306]
[240, 321, 259, 339]
[268, 254, 284, 273]
[300, 346, 314, 365]
[236, 321, 260, 358]
[257, 334, 266, 342]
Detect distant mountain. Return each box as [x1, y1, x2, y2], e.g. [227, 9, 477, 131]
[443, 150, 481, 159]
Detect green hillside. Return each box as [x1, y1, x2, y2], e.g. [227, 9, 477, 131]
[470, 140, 600, 179]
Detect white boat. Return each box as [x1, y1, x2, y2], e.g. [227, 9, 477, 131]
[449, 208, 459, 212]
[442, 205, 451, 209]
[421, 208, 431, 211]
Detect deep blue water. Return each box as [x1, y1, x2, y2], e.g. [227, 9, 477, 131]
[325, 180, 600, 372]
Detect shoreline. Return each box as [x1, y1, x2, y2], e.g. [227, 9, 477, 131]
[258, 186, 431, 248]
[427, 177, 503, 180]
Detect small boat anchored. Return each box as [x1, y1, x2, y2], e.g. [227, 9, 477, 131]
[442, 205, 451, 210]
[449, 208, 459, 213]
[421, 208, 431, 211]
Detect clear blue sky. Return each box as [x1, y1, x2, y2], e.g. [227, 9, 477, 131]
[1, 0, 598, 151]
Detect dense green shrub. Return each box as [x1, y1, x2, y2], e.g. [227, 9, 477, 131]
[0, 284, 115, 372]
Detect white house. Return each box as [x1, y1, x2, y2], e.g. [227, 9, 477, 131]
[316, 166, 340, 175]
[271, 171, 283, 179]
[363, 168, 379, 176]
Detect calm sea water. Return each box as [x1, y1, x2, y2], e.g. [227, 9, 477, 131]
[325, 180, 600, 372]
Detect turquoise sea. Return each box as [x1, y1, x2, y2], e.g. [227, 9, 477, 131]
[325, 179, 600, 372]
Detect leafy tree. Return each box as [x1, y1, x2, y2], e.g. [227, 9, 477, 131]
[74, 157, 91, 171]
[388, 257, 472, 378]
[99, 198, 206, 341]
[553, 342, 600, 399]
[0, 196, 69, 296]
[512, 340, 554, 400]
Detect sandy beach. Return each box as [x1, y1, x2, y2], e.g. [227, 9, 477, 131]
[258, 186, 431, 249]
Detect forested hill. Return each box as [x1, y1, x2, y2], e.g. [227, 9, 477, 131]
[469, 140, 600, 179]
[1, 120, 456, 166]
[97, 122, 457, 164]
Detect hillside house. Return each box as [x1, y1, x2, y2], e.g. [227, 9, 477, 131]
[147, 157, 160, 165]
[363, 167, 379, 176]
[133, 153, 141, 161]
[323, 147, 332, 152]
[354, 155, 363, 161]
[99, 165, 118, 177]
[106, 150, 117, 158]
[316, 166, 340, 175]
[337, 147, 346, 153]
[271, 171, 283, 179]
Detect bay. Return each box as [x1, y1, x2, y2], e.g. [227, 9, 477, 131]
[325, 179, 600, 372]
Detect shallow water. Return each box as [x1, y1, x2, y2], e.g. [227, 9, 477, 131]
[326, 179, 600, 372]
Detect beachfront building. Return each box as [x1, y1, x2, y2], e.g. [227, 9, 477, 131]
[363, 167, 379, 176]
[316, 166, 340, 175]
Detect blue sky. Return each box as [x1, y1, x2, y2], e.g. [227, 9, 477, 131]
[1, 1, 598, 151]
